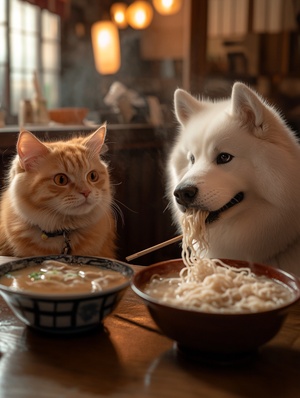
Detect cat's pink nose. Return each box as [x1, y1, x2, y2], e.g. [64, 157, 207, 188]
[80, 189, 91, 198]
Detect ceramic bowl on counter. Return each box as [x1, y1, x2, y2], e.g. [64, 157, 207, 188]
[131, 258, 300, 362]
[48, 107, 88, 125]
[0, 255, 133, 334]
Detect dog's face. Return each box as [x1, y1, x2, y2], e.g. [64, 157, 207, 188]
[168, 82, 300, 268]
[169, 104, 247, 223]
[168, 82, 294, 226]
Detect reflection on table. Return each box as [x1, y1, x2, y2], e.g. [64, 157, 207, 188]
[0, 257, 300, 397]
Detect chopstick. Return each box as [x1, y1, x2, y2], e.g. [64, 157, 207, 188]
[126, 235, 183, 262]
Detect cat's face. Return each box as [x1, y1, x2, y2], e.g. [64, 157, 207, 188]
[11, 126, 112, 229]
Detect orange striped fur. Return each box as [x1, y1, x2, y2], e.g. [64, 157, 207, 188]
[0, 126, 117, 258]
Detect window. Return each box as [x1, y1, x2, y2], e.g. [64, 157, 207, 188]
[0, 0, 60, 122]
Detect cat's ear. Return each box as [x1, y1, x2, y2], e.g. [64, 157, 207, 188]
[84, 124, 107, 155]
[17, 130, 50, 171]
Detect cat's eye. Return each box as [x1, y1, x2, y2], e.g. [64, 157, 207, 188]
[87, 170, 99, 182]
[216, 153, 234, 164]
[54, 174, 69, 186]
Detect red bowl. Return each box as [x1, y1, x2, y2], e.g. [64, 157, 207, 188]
[131, 259, 300, 357]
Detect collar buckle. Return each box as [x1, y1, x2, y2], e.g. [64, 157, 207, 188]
[62, 231, 71, 254]
[40, 229, 72, 254]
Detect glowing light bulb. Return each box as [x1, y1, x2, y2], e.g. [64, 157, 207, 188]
[135, 10, 146, 27]
[115, 11, 125, 24]
[110, 2, 128, 29]
[152, 0, 182, 15]
[98, 29, 110, 47]
[91, 21, 121, 74]
[126, 1, 153, 30]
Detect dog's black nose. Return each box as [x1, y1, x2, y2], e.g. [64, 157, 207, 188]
[174, 184, 198, 207]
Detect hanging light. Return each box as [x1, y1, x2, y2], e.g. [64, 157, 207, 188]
[110, 2, 128, 29]
[126, 1, 153, 30]
[152, 0, 182, 15]
[91, 21, 121, 75]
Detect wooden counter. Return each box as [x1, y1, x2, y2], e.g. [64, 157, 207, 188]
[0, 256, 300, 397]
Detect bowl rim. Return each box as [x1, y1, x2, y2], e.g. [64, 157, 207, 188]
[48, 107, 88, 112]
[0, 255, 134, 300]
[131, 258, 300, 316]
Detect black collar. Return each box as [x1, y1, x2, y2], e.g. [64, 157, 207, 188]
[40, 229, 72, 254]
[41, 230, 66, 238]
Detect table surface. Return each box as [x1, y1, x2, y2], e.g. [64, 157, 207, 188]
[0, 256, 300, 397]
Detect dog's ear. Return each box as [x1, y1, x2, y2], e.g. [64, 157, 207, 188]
[230, 82, 265, 130]
[174, 89, 203, 126]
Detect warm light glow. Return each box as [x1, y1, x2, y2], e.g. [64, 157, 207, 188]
[152, 0, 182, 15]
[110, 2, 128, 29]
[91, 21, 121, 75]
[126, 1, 153, 29]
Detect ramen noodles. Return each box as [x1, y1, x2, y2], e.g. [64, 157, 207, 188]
[144, 210, 295, 313]
[0, 260, 127, 294]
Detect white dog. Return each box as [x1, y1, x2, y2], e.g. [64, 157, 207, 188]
[168, 82, 300, 276]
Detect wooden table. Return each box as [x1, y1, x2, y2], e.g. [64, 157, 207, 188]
[0, 257, 300, 397]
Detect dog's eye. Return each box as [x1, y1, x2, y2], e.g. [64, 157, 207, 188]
[216, 153, 233, 164]
[189, 154, 195, 164]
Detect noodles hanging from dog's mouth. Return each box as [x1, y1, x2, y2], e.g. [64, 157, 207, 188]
[181, 210, 209, 261]
[144, 209, 295, 313]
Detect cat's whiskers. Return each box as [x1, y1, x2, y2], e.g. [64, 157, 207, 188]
[114, 198, 137, 214]
[91, 196, 118, 231]
[110, 181, 122, 187]
[111, 200, 124, 225]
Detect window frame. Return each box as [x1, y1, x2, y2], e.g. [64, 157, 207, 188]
[0, 0, 60, 123]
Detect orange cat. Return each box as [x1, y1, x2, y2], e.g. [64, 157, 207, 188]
[0, 125, 117, 258]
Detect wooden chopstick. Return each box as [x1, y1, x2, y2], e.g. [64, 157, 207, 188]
[126, 235, 183, 262]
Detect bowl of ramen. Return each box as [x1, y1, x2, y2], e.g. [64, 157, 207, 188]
[131, 258, 300, 361]
[0, 255, 133, 334]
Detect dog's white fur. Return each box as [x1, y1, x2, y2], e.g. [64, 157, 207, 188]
[168, 82, 300, 276]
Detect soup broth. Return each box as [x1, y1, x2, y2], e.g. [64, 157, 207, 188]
[0, 260, 127, 294]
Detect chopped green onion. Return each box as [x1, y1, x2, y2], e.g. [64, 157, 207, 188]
[28, 271, 44, 281]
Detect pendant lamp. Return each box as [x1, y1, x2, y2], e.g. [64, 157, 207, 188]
[110, 2, 128, 29]
[126, 1, 153, 30]
[91, 21, 121, 74]
[152, 0, 182, 15]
